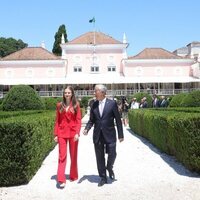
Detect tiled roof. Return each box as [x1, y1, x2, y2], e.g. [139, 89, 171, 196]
[173, 46, 188, 54]
[2, 47, 60, 60]
[128, 48, 183, 59]
[67, 31, 122, 45]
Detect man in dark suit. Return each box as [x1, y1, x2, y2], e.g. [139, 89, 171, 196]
[83, 84, 124, 187]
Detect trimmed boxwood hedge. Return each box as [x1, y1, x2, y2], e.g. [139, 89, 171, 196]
[128, 108, 200, 173]
[0, 111, 55, 186]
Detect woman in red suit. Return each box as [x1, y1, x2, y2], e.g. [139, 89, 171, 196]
[54, 86, 81, 188]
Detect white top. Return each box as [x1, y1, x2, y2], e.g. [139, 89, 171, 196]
[131, 101, 139, 109]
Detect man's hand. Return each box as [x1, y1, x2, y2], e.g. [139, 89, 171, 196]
[119, 138, 124, 143]
[83, 129, 88, 135]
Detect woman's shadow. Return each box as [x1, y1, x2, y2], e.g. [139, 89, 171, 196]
[51, 174, 100, 187]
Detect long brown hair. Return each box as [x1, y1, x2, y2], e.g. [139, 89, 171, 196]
[60, 86, 78, 114]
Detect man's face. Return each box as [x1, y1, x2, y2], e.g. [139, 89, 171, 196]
[94, 88, 103, 101]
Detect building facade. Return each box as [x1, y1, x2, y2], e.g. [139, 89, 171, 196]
[0, 31, 200, 98]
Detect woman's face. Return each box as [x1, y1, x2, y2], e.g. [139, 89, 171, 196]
[64, 88, 72, 102]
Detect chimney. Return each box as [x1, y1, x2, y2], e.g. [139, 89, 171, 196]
[41, 41, 46, 49]
[123, 33, 127, 44]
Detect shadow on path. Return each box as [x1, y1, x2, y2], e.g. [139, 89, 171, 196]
[77, 175, 116, 185]
[126, 128, 200, 178]
[78, 175, 99, 184]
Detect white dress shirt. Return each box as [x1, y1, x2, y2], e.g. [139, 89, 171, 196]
[99, 98, 106, 116]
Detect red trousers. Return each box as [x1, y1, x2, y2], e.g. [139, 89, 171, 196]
[57, 137, 78, 183]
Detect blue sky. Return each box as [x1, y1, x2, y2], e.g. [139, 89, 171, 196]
[1, 0, 200, 56]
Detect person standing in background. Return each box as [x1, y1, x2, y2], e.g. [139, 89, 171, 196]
[130, 97, 139, 109]
[54, 86, 81, 188]
[139, 97, 148, 108]
[152, 94, 160, 108]
[121, 96, 129, 126]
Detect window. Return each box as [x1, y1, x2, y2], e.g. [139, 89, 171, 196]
[108, 66, 116, 72]
[25, 68, 34, 78]
[46, 68, 55, 77]
[5, 68, 14, 78]
[91, 66, 99, 72]
[108, 56, 114, 63]
[73, 56, 82, 63]
[193, 54, 198, 62]
[154, 67, 163, 76]
[74, 66, 82, 72]
[174, 67, 182, 76]
[134, 66, 143, 77]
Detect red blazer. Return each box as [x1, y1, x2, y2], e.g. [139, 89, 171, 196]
[54, 102, 81, 138]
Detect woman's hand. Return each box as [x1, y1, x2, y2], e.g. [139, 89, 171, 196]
[54, 136, 58, 143]
[74, 134, 79, 141]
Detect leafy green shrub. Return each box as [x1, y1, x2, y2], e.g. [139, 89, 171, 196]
[0, 98, 3, 110]
[169, 93, 188, 107]
[2, 85, 45, 111]
[80, 96, 91, 109]
[0, 98, 3, 105]
[180, 90, 200, 107]
[43, 97, 62, 110]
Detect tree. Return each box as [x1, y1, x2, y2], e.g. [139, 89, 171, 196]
[52, 24, 68, 56]
[0, 37, 27, 57]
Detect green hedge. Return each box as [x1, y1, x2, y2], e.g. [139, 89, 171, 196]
[0, 111, 55, 186]
[128, 108, 200, 173]
[2, 85, 45, 111]
[42, 97, 62, 110]
[180, 90, 200, 107]
[169, 93, 188, 107]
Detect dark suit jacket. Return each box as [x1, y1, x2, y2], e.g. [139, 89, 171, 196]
[85, 98, 124, 144]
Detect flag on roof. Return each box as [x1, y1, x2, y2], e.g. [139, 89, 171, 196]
[89, 17, 95, 23]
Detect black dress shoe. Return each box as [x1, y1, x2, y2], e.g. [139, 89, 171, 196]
[98, 178, 107, 187]
[108, 169, 115, 180]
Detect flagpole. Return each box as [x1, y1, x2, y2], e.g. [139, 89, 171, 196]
[93, 19, 95, 71]
[93, 18, 95, 48]
[92, 17, 96, 54]
[89, 17, 96, 70]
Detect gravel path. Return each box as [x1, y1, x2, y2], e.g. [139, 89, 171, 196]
[0, 115, 200, 200]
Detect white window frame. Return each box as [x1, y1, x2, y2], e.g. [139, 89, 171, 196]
[74, 66, 82, 72]
[46, 67, 55, 77]
[174, 67, 183, 76]
[25, 67, 34, 78]
[91, 65, 99, 73]
[4, 68, 14, 78]
[108, 66, 116, 72]
[134, 66, 143, 77]
[154, 67, 163, 77]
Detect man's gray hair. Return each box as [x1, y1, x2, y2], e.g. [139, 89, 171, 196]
[95, 84, 107, 94]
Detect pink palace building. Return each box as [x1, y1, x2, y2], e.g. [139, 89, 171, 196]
[0, 31, 200, 98]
